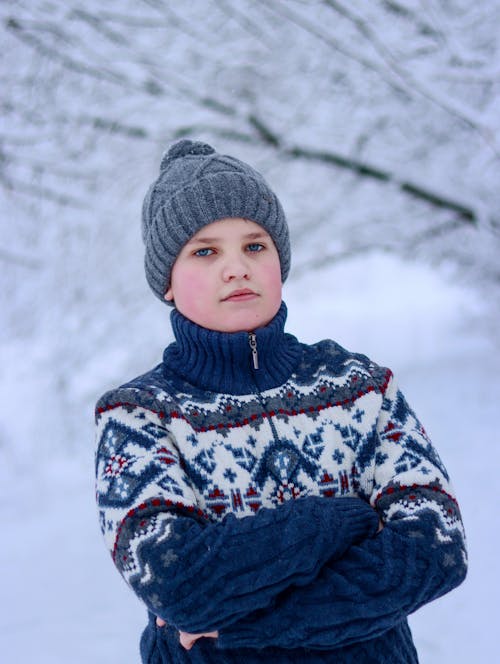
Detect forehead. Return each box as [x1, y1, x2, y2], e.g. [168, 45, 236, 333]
[187, 217, 270, 244]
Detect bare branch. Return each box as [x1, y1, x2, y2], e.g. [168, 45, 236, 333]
[4, 12, 239, 115]
[0, 247, 42, 269]
[5, 16, 130, 86]
[69, 9, 130, 46]
[381, 1, 444, 41]
[322, 0, 499, 156]
[173, 125, 255, 144]
[286, 144, 390, 182]
[140, 0, 209, 42]
[232, 115, 478, 225]
[253, 0, 411, 96]
[402, 218, 465, 246]
[1, 173, 86, 208]
[81, 115, 149, 139]
[179, 110, 479, 227]
[248, 115, 281, 148]
[291, 244, 394, 279]
[398, 182, 475, 222]
[83, 10, 167, 29]
[217, 0, 275, 48]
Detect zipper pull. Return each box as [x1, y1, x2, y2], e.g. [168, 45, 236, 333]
[248, 332, 259, 370]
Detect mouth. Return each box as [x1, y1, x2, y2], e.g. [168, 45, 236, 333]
[222, 288, 259, 302]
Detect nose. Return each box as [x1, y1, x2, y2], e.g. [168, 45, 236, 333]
[221, 252, 250, 282]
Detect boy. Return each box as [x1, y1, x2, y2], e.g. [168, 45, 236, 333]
[95, 139, 467, 663]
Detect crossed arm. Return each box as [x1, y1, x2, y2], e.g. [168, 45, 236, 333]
[155, 502, 383, 650]
[121, 485, 464, 651]
[215, 490, 466, 650]
[155, 515, 385, 651]
[95, 379, 467, 651]
[115, 493, 379, 633]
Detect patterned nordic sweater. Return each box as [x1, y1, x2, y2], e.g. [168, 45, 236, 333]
[95, 303, 467, 663]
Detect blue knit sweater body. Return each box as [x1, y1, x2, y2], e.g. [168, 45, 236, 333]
[95, 303, 467, 663]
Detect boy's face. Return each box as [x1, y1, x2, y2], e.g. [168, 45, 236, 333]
[165, 218, 282, 332]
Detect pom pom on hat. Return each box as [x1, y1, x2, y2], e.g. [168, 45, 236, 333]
[142, 139, 291, 304]
[159, 139, 215, 171]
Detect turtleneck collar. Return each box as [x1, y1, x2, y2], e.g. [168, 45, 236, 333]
[162, 302, 302, 395]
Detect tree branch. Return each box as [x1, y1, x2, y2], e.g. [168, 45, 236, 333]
[322, 0, 499, 157]
[380, 1, 443, 40]
[69, 9, 130, 46]
[5, 17, 130, 86]
[178, 116, 478, 226]
[1, 173, 86, 208]
[289, 144, 475, 222]
[0, 247, 42, 269]
[253, 0, 410, 98]
[291, 244, 394, 279]
[217, 0, 275, 48]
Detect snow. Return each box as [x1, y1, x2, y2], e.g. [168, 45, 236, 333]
[1, 254, 497, 663]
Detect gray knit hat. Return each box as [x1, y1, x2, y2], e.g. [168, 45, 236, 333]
[141, 139, 290, 303]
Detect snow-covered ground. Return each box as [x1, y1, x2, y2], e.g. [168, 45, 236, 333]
[1, 255, 497, 663]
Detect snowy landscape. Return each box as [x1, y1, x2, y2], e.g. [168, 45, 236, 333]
[1, 2, 499, 662]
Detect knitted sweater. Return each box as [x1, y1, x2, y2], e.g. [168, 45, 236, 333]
[95, 303, 467, 663]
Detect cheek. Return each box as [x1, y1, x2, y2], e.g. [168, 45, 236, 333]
[262, 261, 283, 302]
[172, 268, 212, 313]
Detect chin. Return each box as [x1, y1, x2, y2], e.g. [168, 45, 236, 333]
[223, 312, 273, 333]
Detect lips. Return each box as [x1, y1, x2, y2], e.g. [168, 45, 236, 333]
[222, 288, 258, 302]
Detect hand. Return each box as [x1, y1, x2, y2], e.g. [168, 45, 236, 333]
[179, 630, 219, 650]
[155, 617, 218, 650]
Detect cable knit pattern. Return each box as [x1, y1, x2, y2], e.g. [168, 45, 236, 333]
[95, 303, 467, 663]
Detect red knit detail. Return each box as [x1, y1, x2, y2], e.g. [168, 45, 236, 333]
[375, 483, 459, 507]
[380, 369, 392, 394]
[98, 377, 389, 433]
[96, 401, 188, 423]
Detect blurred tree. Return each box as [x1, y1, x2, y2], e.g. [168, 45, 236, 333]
[1, 0, 498, 350]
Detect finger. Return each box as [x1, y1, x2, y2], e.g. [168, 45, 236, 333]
[156, 617, 166, 627]
[179, 633, 194, 650]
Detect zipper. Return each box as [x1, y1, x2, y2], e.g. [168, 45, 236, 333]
[248, 332, 259, 370]
[248, 332, 284, 449]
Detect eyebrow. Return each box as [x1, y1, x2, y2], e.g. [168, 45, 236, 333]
[186, 231, 269, 245]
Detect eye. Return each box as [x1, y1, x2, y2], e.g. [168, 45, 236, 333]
[194, 247, 215, 257]
[247, 243, 264, 252]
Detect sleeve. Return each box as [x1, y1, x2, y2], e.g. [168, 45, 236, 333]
[216, 372, 468, 650]
[95, 390, 379, 634]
